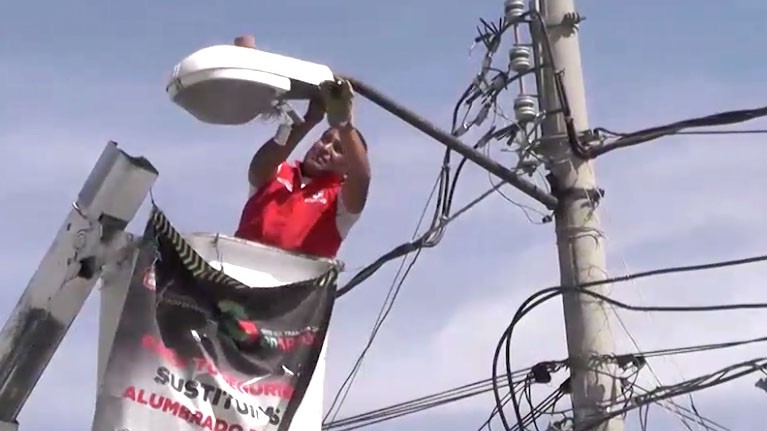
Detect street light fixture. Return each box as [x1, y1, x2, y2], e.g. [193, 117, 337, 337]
[166, 44, 334, 125]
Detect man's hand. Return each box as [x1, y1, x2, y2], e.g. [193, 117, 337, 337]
[319, 79, 354, 127]
[248, 97, 324, 189]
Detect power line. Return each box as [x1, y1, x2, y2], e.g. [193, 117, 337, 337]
[582, 357, 767, 430]
[324, 172, 444, 422]
[589, 105, 767, 157]
[335, 176, 503, 298]
[324, 324, 767, 429]
[599, 128, 767, 137]
[493, 250, 767, 430]
[594, 200, 709, 431]
[333, 165, 448, 300]
[630, 383, 732, 431]
[342, 6, 767, 431]
[667, 129, 767, 136]
[507, 386, 566, 431]
[328, 46, 543, 421]
[336, 63, 536, 299]
[326, 172, 505, 421]
[324, 250, 424, 423]
[324, 371, 530, 431]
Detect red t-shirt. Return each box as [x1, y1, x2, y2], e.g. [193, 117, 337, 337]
[235, 162, 357, 258]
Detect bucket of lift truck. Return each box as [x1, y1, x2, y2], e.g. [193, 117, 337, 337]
[99, 232, 342, 431]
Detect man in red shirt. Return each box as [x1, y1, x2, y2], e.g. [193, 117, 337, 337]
[233, 36, 371, 259]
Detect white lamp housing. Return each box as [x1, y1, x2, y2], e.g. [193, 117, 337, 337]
[166, 45, 335, 125]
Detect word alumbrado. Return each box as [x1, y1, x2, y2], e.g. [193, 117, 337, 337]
[141, 334, 294, 399]
[122, 385, 279, 431]
[154, 366, 280, 424]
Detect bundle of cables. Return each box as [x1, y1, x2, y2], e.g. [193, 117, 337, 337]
[492, 251, 767, 430]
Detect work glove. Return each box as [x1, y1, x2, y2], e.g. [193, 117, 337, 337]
[319, 78, 354, 127]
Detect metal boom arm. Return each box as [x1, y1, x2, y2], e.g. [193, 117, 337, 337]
[342, 76, 558, 210]
[0, 142, 158, 428]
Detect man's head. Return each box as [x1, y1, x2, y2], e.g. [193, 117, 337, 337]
[301, 127, 368, 178]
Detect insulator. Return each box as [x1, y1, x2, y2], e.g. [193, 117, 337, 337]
[514, 94, 537, 122]
[509, 46, 532, 73]
[504, 0, 526, 22]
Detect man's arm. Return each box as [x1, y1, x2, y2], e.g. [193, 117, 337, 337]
[337, 124, 371, 214]
[248, 100, 324, 189]
[320, 79, 371, 215]
[248, 120, 319, 189]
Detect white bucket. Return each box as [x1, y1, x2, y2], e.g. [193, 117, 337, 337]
[99, 233, 339, 431]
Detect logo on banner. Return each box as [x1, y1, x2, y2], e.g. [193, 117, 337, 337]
[217, 300, 320, 353]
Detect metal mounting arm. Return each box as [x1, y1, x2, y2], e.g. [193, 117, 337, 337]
[0, 141, 158, 424]
[341, 76, 558, 210]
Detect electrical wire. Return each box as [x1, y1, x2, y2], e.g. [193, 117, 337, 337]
[478, 333, 752, 431]
[336, 50, 539, 299]
[324, 249, 424, 423]
[492, 250, 767, 430]
[605, 128, 767, 136]
[324, 173, 444, 422]
[324, 371, 530, 431]
[333, 8, 767, 431]
[525, 9, 591, 160]
[327, 35, 533, 419]
[483, 140, 552, 224]
[630, 383, 732, 431]
[334, 6, 767, 431]
[320, 328, 696, 430]
[501, 300, 767, 430]
[335, 73, 483, 302]
[583, 181, 708, 431]
[477, 379, 569, 431]
[590, 105, 767, 157]
[327, 177, 507, 422]
[510, 386, 566, 431]
[335, 170, 503, 298]
[673, 129, 767, 135]
[324, 3, 767, 429]
[476, 392, 512, 431]
[579, 357, 767, 430]
[334, 165, 447, 300]
[612, 333, 767, 363]
[531, 6, 767, 162]
[611, 314, 713, 431]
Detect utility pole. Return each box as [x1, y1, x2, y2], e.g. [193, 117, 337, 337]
[532, 0, 624, 430]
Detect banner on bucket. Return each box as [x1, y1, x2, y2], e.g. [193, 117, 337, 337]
[92, 207, 338, 431]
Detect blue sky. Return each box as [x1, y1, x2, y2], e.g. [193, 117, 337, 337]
[2, 0, 767, 430]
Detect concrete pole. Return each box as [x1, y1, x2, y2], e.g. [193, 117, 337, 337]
[532, 0, 624, 430]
